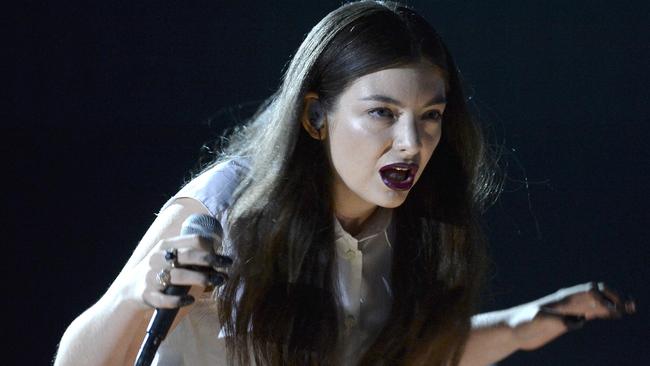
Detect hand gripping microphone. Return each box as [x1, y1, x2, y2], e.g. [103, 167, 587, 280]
[134, 214, 223, 366]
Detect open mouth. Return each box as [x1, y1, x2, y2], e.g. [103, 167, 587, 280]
[379, 163, 418, 191]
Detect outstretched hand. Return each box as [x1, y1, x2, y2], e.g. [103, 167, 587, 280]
[511, 282, 636, 350]
[464, 282, 636, 366]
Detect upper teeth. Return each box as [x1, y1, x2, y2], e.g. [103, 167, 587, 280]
[393, 167, 409, 171]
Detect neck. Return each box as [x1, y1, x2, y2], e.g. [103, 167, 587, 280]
[334, 204, 377, 237]
[331, 172, 379, 236]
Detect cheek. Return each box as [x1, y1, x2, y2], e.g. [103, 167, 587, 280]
[328, 120, 388, 177]
[422, 124, 442, 157]
[414, 127, 442, 185]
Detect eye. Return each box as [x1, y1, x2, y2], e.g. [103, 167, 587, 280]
[423, 109, 443, 122]
[368, 107, 395, 120]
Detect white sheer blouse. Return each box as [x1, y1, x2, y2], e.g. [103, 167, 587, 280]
[153, 160, 395, 365]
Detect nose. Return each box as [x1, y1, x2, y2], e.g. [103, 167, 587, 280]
[393, 114, 421, 156]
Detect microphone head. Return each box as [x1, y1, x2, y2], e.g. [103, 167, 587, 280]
[180, 214, 223, 242]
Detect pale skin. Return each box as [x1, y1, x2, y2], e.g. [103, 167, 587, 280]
[55, 64, 634, 366]
[302, 64, 635, 364]
[55, 198, 225, 365]
[309, 64, 445, 235]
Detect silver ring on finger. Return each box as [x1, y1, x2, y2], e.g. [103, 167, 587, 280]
[156, 268, 172, 290]
[164, 248, 179, 268]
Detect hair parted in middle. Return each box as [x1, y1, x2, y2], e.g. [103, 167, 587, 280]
[197, 1, 500, 365]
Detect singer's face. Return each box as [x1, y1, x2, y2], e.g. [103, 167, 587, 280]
[325, 63, 447, 218]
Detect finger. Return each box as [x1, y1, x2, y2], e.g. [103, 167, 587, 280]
[590, 282, 624, 317]
[175, 248, 233, 269]
[621, 296, 637, 314]
[592, 282, 637, 316]
[539, 307, 586, 331]
[594, 282, 620, 304]
[169, 267, 208, 287]
[150, 248, 232, 271]
[143, 291, 195, 309]
[169, 267, 228, 288]
[598, 283, 637, 314]
[149, 235, 213, 268]
[558, 290, 611, 319]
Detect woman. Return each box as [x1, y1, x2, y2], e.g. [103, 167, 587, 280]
[55, 1, 634, 365]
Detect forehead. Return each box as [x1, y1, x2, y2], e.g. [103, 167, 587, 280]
[343, 64, 447, 101]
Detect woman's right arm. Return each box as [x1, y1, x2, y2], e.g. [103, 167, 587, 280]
[55, 197, 222, 366]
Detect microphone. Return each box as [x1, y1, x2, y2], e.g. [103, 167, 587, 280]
[134, 214, 223, 366]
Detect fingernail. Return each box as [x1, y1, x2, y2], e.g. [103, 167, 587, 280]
[178, 295, 195, 307]
[209, 254, 233, 268]
[208, 273, 227, 287]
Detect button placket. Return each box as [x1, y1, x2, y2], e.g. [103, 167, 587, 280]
[348, 246, 362, 319]
[345, 248, 357, 260]
[332, 208, 394, 347]
[335, 234, 363, 336]
[344, 314, 357, 332]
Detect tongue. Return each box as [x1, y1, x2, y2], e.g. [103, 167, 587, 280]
[385, 170, 408, 182]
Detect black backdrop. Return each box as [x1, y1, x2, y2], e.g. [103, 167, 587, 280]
[9, 0, 649, 365]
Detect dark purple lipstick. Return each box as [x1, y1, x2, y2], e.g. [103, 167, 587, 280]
[379, 162, 419, 191]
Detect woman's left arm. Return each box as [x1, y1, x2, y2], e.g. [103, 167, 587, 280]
[459, 282, 636, 366]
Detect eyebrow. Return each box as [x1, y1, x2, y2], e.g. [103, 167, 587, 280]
[359, 94, 447, 107]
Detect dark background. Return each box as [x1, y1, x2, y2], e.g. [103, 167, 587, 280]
[9, 0, 649, 364]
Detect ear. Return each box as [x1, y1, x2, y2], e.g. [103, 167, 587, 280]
[301, 92, 327, 140]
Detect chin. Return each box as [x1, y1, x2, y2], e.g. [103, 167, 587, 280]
[375, 192, 409, 208]
[379, 201, 405, 209]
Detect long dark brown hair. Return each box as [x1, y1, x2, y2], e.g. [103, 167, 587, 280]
[204, 1, 500, 365]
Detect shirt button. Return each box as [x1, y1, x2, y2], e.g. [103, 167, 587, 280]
[344, 315, 357, 329]
[345, 249, 357, 260]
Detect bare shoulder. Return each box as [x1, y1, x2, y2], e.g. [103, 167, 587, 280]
[145, 197, 211, 244]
